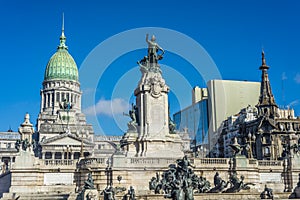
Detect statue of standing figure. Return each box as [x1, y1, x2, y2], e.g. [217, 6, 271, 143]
[84, 173, 95, 190]
[127, 186, 136, 200]
[146, 34, 165, 63]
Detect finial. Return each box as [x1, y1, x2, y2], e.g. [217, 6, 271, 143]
[62, 12, 65, 36]
[259, 48, 269, 70]
[58, 13, 68, 50]
[262, 49, 266, 66]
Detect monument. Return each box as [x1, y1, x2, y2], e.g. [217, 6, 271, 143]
[121, 34, 183, 158]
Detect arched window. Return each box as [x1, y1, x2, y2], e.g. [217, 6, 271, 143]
[264, 147, 270, 157]
[45, 152, 52, 159]
[54, 152, 62, 159]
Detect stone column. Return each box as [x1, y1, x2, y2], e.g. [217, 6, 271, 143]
[9, 157, 12, 170]
[53, 92, 56, 107]
[78, 95, 81, 110]
[42, 152, 45, 160]
[41, 92, 44, 111]
[44, 93, 48, 109]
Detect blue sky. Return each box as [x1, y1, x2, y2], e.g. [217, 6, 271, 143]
[0, 0, 300, 135]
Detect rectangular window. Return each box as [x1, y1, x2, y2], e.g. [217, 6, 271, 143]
[47, 93, 50, 107]
[56, 92, 60, 102]
[52, 93, 54, 106]
[44, 94, 46, 108]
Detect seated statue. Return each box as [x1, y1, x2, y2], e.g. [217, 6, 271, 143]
[209, 172, 228, 193]
[197, 176, 211, 193]
[224, 173, 254, 193]
[260, 184, 273, 199]
[101, 186, 115, 200]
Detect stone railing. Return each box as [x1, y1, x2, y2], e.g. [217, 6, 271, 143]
[78, 157, 108, 168]
[44, 159, 75, 166]
[248, 159, 257, 165]
[193, 158, 229, 169]
[258, 160, 282, 167]
[198, 158, 228, 165]
[128, 157, 176, 166]
[0, 148, 17, 152]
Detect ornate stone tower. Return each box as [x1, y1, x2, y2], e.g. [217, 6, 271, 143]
[122, 34, 183, 157]
[36, 17, 94, 159]
[256, 50, 279, 118]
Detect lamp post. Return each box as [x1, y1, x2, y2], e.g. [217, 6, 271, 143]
[247, 132, 256, 159]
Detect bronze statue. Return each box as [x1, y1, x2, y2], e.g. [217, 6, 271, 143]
[209, 172, 228, 193]
[127, 186, 136, 200]
[260, 184, 273, 199]
[289, 173, 300, 199]
[84, 173, 95, 190]
[102, 186, 115, 200]
[146, 34, 165, 63]
[150, 156, 209, 199]
[224, 173, 254, 193]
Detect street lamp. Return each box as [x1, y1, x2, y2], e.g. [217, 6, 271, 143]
[247, 132, 256, 159]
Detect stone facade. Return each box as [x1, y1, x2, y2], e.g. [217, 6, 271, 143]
[0, 131, 19, 174]
[215, 51, 300, 192]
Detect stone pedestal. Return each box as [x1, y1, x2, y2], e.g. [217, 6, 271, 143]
[234, 155, 248, 169]
[13, 150, 39, 169]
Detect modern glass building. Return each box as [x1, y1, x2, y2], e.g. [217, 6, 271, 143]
[173, 99, 209, 147]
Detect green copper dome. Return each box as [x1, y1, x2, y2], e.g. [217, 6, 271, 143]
[44, 30, 79, 82]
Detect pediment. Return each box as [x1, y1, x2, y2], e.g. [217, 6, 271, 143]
[40, 133, 94, 147]
[47, 136, 82, 146]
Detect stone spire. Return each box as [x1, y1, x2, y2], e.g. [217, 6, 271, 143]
[58, 13, 68, 50]
[256, 50, 278, 118]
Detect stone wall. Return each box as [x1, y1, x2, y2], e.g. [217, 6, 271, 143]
[79, 156, 291, 195]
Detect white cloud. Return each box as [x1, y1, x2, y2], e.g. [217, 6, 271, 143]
[294, 73, 300, 84]
[83, 98, 129, 117]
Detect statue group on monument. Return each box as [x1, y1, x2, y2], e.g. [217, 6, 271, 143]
[149, 155, 255, 200]
[149, 156, 210, 200]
